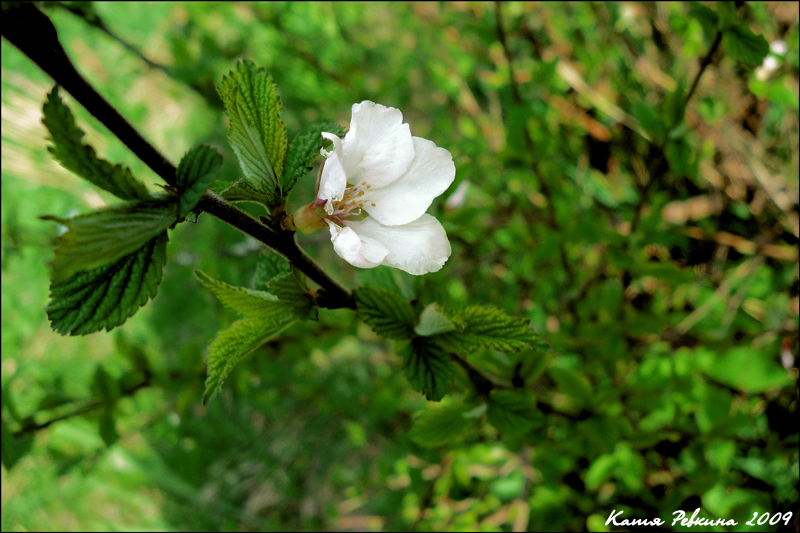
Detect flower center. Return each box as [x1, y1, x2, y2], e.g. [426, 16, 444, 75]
[325, 181, 375, 223]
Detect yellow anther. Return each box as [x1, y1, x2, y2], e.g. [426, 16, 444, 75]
[357, 191, 365, 197]
[371, 202, 376, 206]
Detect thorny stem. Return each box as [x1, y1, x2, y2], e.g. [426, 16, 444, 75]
[1, 2, 354, 310]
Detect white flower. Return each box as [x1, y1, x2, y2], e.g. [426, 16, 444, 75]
[294, 101, 455, 275]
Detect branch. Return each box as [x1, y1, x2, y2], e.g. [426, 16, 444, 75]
[1, 2, 354, 310]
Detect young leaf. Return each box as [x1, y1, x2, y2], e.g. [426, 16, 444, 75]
[723, 24, 770, 67]
[282, 122, 345, 196]
[218, 59, 287, 205]
[253, 249, 292, 291]
[42, 87, 151, 201]
[46, 232, 168, 335]
[487, 390, 542, 436]
[42, 199, 177, 284]
[267, 273, 311, 311]
[435, 305, 540, 354]
[203, 314, 298, 404]
[415, 303, 457, 336]
[402, 339, 453, 401]
[195, 269, 289, 317]
[354, 287, 416, 340]
[210, 179, 274, 207]
[176, 145, 223, 218]
[410, 403, 476, 448]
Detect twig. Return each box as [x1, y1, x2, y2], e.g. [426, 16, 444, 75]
[685, 30, 723, 106]
[1, 3, 354, 310]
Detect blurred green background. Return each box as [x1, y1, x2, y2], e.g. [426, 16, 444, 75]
[2, 2, 798, 531]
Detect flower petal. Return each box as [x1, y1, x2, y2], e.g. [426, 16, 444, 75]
[363, 136, 455, 226]
[318, 133, 347, 206]
[347, 214, 451, 275]
[327, 221, 388, 269]
[342, 101, 415, 189]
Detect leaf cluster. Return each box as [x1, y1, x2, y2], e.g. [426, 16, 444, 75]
[40, 87, 222, 335]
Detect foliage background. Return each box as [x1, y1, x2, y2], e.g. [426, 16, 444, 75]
[2, 2, 798, 531]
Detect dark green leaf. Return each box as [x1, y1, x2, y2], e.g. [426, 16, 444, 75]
[42, 199, 177, 284]
[42, 87, 151, 201]
[402, 339, 453, 401]
[354, 287, 416, 340]
[212, 179, 274, 207]
[281, 122, 345, 196]
[176, 144, 223, 218]
[217, 59, 287, 204]
[98, 411, 119, 447]
[46, 232, 168, 335]
[267, 273, 311, 311]
[2, 417, 29, 470]
[723, 24, 770, 67]
[487, 390, 542, 435]
[409, 403, 476, 448]
[688, 3, 719, 41]
[253, 248, 292, 290]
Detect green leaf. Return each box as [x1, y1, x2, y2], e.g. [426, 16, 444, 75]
[688, 3, 719, 41]
[702, 347, 792, 393]
[281, 122, 345, 196]
[209, 179, 273, 207]
[203, 314, 298, 404]
[402, 339, 453, 401]
[218, 59, 287, 205]
[723, 24, 770, 67]
[267, 273, 311, 311]
[42, 87, 151, 201]
[253, 249, 292, 291]
[46, 232, 168, 335]
[195, 269, 289, 317]
[414, 303, 457, 336]
[487, 390, 542, 435]
[176, 145, 223, 218]
[664, 79, 687, 130]
[42, 199, 177, 284]
[435, 305, 540, 354]
[354, 287, 417, 340]
[409, 403, 476, 448]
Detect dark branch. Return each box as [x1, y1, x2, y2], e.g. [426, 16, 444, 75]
[1, 2, 354, 310]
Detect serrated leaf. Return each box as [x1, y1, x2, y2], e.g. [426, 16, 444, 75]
[410, 403, 476, 448]
[211, 179, 274, 206]
[203, 313, 298, 404]
[415, 303, 457, 336]
[487, 390, 542, 435]
[42, 87, 151, 201]
[723, 24, 770, 67]
[435, 305, 540, 354]
[402, 339, 453, 401]
[253, 249, 292, 291]
[218, 59, 287, 205]
[176, 145, 223, 218]
[281, 122, 345, 195]
[42, 199, 177, 284]
[46, 232, 168, 335]
[354, 287, 416, 340]
[267, 273, 311, 311]
[194, 269, 293, 317]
